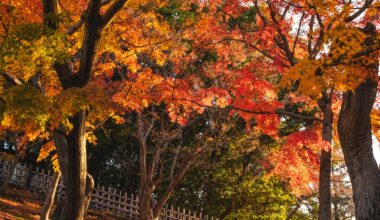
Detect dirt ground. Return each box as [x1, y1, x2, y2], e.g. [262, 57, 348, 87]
[0, 188, 121, 220]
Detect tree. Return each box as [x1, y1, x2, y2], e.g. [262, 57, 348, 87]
[240, 1, 380, 219]
[102, 2, 289, 217]
[337, 22, 379, 217]
[169, 127, 297, 219]
[2, 1, 376, 219]
[40, 171, 61, 220]
[0, 0, 129, 219]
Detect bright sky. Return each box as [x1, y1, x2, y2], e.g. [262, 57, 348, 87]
[372, 135, 380, 166]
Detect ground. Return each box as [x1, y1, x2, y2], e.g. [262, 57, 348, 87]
[0, 187, 120, 220]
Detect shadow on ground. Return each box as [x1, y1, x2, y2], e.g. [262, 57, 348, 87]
[0, 187, 121, 220]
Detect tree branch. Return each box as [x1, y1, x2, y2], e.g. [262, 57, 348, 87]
[171, 96, 320, 121]
[169, 130, 182, 181]
[0, 72, 23, 86]
[101, 0, 128, 29]
[307, 15, 315, 59]
[136, 112, 148, 199]
[292, 12, 305, 56]
[75, 0, 102, 88]
[254, 0, 268, 26]
[311, 10, 325, 59]
[153, 146, 205, 218]
[344, 0, 374, 22]
[267, 0, 295, 65]
[67, 12, 87, 35]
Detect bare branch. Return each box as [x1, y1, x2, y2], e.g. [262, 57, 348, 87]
[67, 11, 87, 35]
[281, 5, 291, 18]
[266, 0, 295, 65]
[171, 96, 320, 121]
[280, 0, 305, 9]
[254, 0, 268, 26]
[311, 11, 325, 57]
[345, 0, 374, 22]
[143, 114, 156, 142]
[307, 15, 315, 59]
[292, 12, 305, 56]
[0, 71, 23, 86]
[75, 0, 102, 88]
[136, 112, 148, 195]
[170, 130, 182, 181]
[101, 0, 128, 29]
[153, 146, 205, 218]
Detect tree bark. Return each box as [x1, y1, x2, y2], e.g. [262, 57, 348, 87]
[338, 78, 380, 220]
[40, 0, 126, 219]
[53, 110, 89, 220]
[84, 173, 94, 218]
[40, 171, 61, 220]
[318, 93, 333, 220]
[139, 186, 155, 220]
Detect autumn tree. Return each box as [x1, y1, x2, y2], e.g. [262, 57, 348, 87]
[0, 0, 131, 219]
[179, 1, 333, 218]
[104, 1, 335, 217]
[169, 126, 297, 219]
[275, 2, 379, 219]
[211, 1, 379, 219]
[1, 1, 376, 220]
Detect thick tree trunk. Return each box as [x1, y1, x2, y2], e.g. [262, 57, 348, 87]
[318, 95, 333, 220]
[1, 150, 20, 193]
[40, 171, 61, 220]
[53, 110, 89, 220]
[338, 78, 380, 220]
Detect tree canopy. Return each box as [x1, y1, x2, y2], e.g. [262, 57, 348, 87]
[0, 0, 379, 219]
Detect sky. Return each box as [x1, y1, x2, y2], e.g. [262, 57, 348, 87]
[372, 135, 380, 166]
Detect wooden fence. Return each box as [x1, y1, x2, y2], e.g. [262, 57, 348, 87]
[0, 159, 215, 220]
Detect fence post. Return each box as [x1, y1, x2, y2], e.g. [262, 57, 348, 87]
[130, 194, 134, 219]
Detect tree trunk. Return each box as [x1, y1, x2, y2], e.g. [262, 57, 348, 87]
[53, 110, 89, 220]
[84, 173, 94, 218]
[40, 171, 61, 220]
[338, 78, 380, 219]
[318, 94, 333, 220]
[1, 150, 20, 193]
[139, 186, 155, 220]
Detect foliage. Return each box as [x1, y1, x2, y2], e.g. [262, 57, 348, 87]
[168, 128, 297, 219]
[1, 0, 378, 217]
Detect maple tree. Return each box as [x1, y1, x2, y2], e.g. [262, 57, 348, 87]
[0, 0, 279, 219]
[1, 0, 131, 219]
[0, 0, 379, 219]
[89, 2, 290, 218]
[203, 1, 379, 219]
